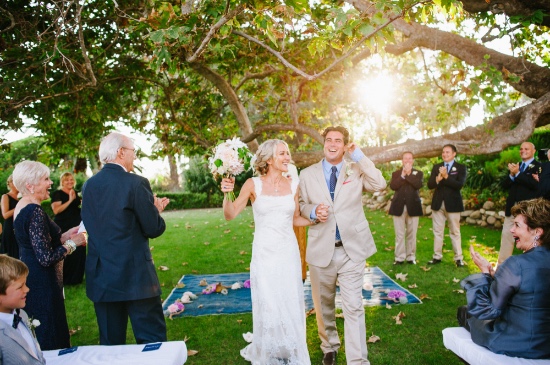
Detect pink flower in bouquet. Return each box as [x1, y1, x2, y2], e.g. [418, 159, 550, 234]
[208, 137, 254, 201]
[243, 279, 251, 289]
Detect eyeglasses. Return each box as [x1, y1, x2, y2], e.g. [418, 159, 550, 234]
[120, 146, 138, 160]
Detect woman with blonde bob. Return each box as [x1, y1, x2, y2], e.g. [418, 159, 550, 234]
[460, 197, 550, 359]
[12, 161, 87, 351]
[221, 139, 312, 365]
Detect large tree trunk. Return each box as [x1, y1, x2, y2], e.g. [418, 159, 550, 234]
[188, 62, 260, 152]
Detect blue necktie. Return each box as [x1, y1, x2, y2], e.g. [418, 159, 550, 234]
[330, 166, 341, 240]
[445, 163, 449, 172]
[520, 162, 525, 173]
[12, 310, 22, 329]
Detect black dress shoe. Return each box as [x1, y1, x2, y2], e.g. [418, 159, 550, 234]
[427, 258, 441, 265]
[407, 259, 416, 265]
[393, 260, 404, 265]
[455, 260, 465, 267]
[322, 351, 337, 365]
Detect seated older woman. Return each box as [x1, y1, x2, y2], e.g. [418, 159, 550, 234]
[458, 197, 550, 359]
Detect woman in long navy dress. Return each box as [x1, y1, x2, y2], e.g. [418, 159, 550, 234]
[1, 174, 19, 258]
[51, 172, 85, 285]
[12, 161, 87, 351]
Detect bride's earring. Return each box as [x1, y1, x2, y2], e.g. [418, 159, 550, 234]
[533, 235, 539, 247]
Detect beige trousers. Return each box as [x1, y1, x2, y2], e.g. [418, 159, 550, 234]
[392, 206, 419, 262]
[431, 202, 463, 261]
[309, 246, 370, 365]
[498, 216, 515, 265]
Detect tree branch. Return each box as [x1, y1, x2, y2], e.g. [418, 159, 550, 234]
[186, 5, 244, 63]
[76, 0, 97, 86]
[232, 12, 402, 81]
[235, 66, 278, 91]
[0, 6, 15, 34]
[241, 123, 324, 144]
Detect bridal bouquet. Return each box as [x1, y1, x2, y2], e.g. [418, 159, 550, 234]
[208, 137, 254, 201]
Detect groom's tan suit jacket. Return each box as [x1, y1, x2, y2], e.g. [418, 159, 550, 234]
[299, 157, 386, 267]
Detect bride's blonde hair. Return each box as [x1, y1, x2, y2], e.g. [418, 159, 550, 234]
[253, 139, 290, 176]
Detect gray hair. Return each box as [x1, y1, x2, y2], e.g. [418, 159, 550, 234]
[99, 132, 130, 164]
[12, 161, 50, 195]
[254, 139, 289, 176]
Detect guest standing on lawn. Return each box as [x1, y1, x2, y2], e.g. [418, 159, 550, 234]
[299, 126, 386, 365]
[427, 144, 467, 267]
[81, 132, 170, 346]
[389, 152, 423, 265]
[221, 139, 312, 365]
[1, 175, 20, 258]
[498, 142, 540, 265]
[51, 172, 85, 285]
[459, 198, 550, 359]
[12, 161, 87, 350]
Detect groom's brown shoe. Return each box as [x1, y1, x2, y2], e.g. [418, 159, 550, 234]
[322, 351, 336, 365]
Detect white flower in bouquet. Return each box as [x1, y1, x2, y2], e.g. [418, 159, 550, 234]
[208, 137, 254, 201]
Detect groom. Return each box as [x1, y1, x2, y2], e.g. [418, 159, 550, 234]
[299, 126, 386, 365]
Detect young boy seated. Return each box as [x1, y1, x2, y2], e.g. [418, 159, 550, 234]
[0, 254, 46, 364]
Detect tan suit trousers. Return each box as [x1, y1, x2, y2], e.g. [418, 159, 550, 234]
[498, 216, 515, 265]
[393, 206, 419, 262]
[431, 202, 463, 261]
[309, 246, 370, 365]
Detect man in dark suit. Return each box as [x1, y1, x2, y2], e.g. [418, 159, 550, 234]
[498, 142, 540, 265]
[427, 144, 467, 267]
[389, 152, 423, 265]
[82, 132, 170, 345]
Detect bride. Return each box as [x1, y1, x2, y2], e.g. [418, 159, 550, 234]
[221, 139, 313, 365]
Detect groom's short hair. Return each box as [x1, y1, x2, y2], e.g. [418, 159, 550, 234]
[322, 126, 350, 145]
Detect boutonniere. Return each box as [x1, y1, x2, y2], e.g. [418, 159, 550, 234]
[451, 166, 457, 172]
[529, 164, 535, 169]
[345, 162, 355, 177]
[412, 171, 418, 175]
[26, 317, 40, 338]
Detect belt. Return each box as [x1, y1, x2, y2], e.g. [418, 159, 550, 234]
[335, 241, 343, 247]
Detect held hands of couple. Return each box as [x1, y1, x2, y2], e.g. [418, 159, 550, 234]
[315, 203, 329, 223]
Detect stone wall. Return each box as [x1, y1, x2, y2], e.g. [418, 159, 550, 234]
[363, 191, 505, 230]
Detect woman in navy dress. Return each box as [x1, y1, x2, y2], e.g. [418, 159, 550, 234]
[1, 174, 19, 258]
[12, 161, 87, 351]
[51, 172, 85, 285]
[460, 198, 550, 359]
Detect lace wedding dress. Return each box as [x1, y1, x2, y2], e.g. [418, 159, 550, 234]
[240, 177, 311, 365]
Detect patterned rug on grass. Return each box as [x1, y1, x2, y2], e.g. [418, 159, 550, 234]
[162, 266, 422, 317]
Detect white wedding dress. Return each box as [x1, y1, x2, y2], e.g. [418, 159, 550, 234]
[240, 177, 311, 365]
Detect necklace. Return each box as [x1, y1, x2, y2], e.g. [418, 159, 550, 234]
[265, 176, 282, 193]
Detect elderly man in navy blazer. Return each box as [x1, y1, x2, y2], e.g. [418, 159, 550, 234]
[82, 132, 170, 345]
[427, 144, 467, 267]
[389, 152, 424, 265]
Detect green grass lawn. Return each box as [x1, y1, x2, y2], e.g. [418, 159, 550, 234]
[64, 207, 508, 364]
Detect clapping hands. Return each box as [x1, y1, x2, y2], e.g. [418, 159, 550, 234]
[154, 195, 170, 213]
[469, 245, 494, 276]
